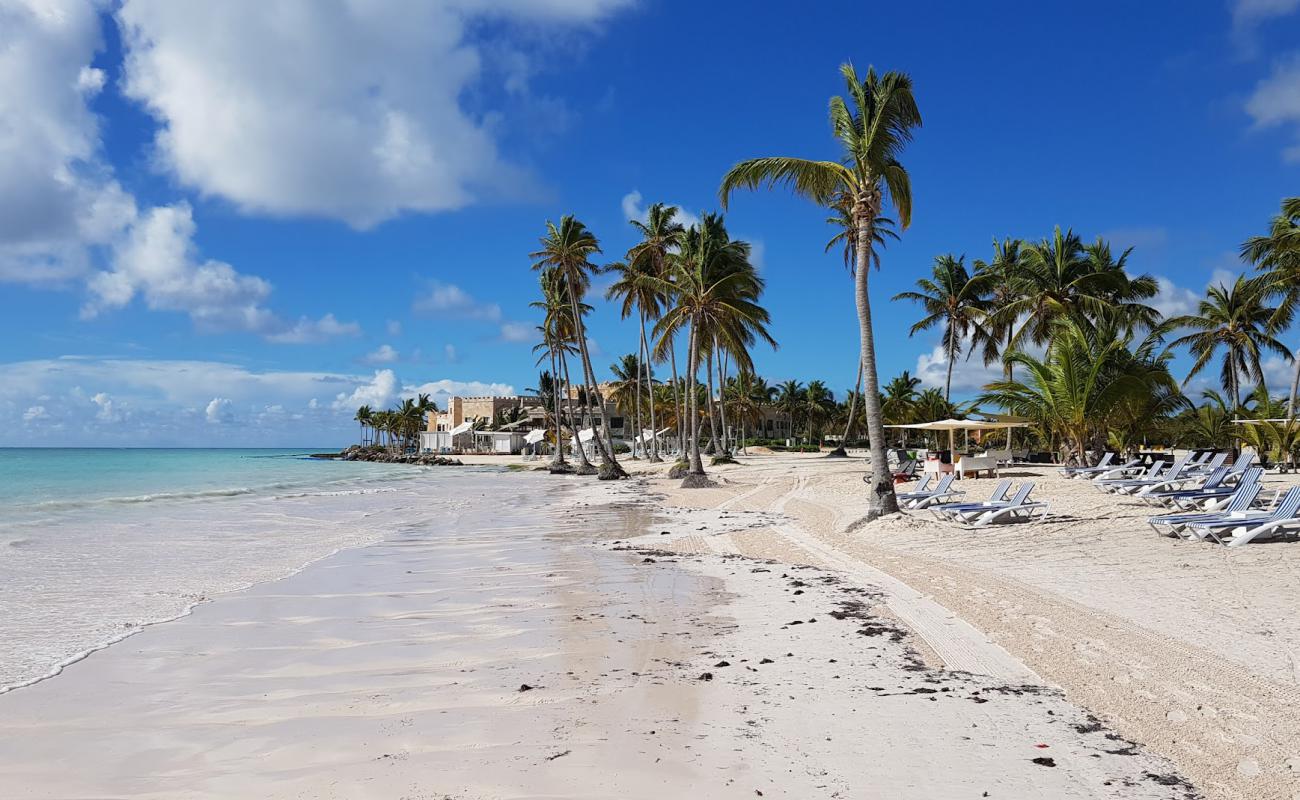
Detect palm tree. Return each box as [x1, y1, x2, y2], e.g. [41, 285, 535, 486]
[893, 254, 988, 401]
[531, 216, 626, 479]
[881, 371, 921, 424]
[803, 380, 836, 446]
[606, 259, 664, 461]
[721, 62, 922, 519]
[776, 379, 805, 445]
[628, 203, 687, 457]
[651, 214, 774, 482]
[1242, 197, 1300, 418]
[980, 321, 1182, 464]
[969, 238, 1025, 381]
[996, 227, 1160, 350]
[607, 353, 648, 457]
[1164, 275, 1291, 410]
[532, 270, 592, 472]
[354, 405, 372, 446]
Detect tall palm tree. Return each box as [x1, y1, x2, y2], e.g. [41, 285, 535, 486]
[893, 254, 988, 401]
[803, 380, 836, 445]
[606, 258, 664, 460]
[721, 62, 922, 519]
[354, 405, 372, 446]
[628, 203, 687, 457]
[1164, 275, 1291, 410]
[651, 214, 774, 482]
[1242, 197, 1300, 418]
[531, 216, 626, 479]
[970, 238, 1025, 381]
[532, 269, 593, 472]
[776, 379, 805, 445]
[607, 353, 647, 457]
[996, 227, 1159, 350]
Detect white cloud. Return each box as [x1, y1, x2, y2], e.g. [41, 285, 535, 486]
[22, 405, 48, 423]
[116, 0, 631, 228]
[499, 321, 534, 343]
[1209, 267, 1240, 289]
[403, 378, 515, 411]
[263, 313, 362, 344]
[1151, 276, 1201, 318]
[620, 190, 700, 229]
[1232, 0, 1300, 36]
[91, 391, 121, 422]
[413, 280, 502, 320]
[0, 356, 516, 445]
[0, 0, 137, 284]
[1245, 52, 1300, 162]
[204, 397, 232, 424]
[363, 344, 400, 364]
[332, 369, 400, 411]
[914, 337, 1005, 397]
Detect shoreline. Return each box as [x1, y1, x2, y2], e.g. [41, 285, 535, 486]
[0, 460, 1210, 798]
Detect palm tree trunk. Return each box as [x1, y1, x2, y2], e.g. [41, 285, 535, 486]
[718, 345, 731, 455]
[836, 359, 864, 454]
[945, 323, 956, 401]
[640, 311, 662, 461]
[562, 269, 623, 477]
[669, 340, 683, 458]
[1287, 350, 1300, 421]
[559, 350, 594, 473]
[855, 204, 899, 519]
[549, 353, 567, 469]
[705, 345, 721, 455]
[686, 319, 705, 475]
[632, 351, 644, 461]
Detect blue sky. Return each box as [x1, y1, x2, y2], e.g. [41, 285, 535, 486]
[2, 0, 1299, 446]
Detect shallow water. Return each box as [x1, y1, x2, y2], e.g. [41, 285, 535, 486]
[0, 448, 498, 691]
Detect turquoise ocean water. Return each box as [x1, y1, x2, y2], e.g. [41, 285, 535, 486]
[0, 448, 476, 692]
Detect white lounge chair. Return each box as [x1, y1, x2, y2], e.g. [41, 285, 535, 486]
[1095, 459, 1169, 493]
[1147, 478, 1263, 536]
[929, 479, 1012, 521]
[1139, 466, 1230, 507]
[949, 483, 1045, 527]
[1182, 487, 1300, 545]
[1060, 452, 1113, 478]
[901, 473, 963, 510]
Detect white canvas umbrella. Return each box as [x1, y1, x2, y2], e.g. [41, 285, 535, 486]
[524, 429, 546, 444]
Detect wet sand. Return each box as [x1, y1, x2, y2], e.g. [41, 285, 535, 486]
[0, 470, 1190, 799]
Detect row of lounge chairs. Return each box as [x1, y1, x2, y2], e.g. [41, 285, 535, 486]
[896, 474, 1046, 527]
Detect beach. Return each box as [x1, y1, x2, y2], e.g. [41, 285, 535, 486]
[7, 452, 1287, 797]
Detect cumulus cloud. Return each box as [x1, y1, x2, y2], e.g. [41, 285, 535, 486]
[22, 405, 48, 423]
[413, 280, 503, 320]
[116, 0, 631, 228]
[204, 397, 232, 424]
[0, 356, 516, 445]
[1245, 52, 1300, 162]
[914, 337, 1005, 397]
[0, 0, 136, 283]
[363, 344, 400, 364]
[1151, 276, 1201, 318]
[91, 391, 121, 422]
[263, 314, 362, 344]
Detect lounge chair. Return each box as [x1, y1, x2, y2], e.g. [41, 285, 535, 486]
[952, 483, 1046, 527]
[900, 473, 963, 509]
[1089, 458, 1144, 481]
[1138, 466, 1230, 507]
[1095, 459, 1170, 493]
[892, 472, 932, 495]
[1147, 479, 1263, 536]
[1060, 452, 1118, 479]
[929, 479, 1012, 521]
[1106, 454, 1198, 495]
[1181, 487, 1300, 545]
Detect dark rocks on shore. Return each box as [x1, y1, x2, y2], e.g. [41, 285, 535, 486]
[315, 445, 463, 466]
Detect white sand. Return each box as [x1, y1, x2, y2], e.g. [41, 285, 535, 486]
[0, 466, 1194, 799]
[624, 452, 1300, 800]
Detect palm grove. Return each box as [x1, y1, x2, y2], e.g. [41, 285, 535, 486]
[359, 63, 1300, 517]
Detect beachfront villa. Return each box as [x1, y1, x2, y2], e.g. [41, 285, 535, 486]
[420, 391, 634, 455]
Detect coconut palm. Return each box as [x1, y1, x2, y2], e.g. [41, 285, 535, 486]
[651, 214, 775, 482]
[606, 259, 664, 460]
[720, 62, 922, 519]
[531, 216, 626, 479]
[893, 254, 988, 401]
[1242, 197, 1300, 418]
[969, 238, 1025, 381]
[981, 321, 1184, 464]
[776, 379, 805, 445]
[881, 371, 921, 425]
[628, 203, 687, 456]
[1164, 275, 1291, 410]
[354, 405, 372, 446]
[996, 227, 1160, 350]
[803, 380, 836, 446]
[532, 269, 594, 472]
[607, 353, 649, 457]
